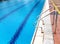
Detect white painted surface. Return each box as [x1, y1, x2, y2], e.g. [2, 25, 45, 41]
[31, 0, 54, 44]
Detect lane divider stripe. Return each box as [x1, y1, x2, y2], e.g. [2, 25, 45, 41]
[9, 1, 41, 44]
[0, 0, 33, 21]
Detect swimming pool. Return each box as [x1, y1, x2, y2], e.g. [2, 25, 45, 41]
[0, 0, 45, 44]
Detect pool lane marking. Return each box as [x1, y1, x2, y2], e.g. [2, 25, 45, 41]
[0, 0, 33, 21]
[9, 1, 41, 44]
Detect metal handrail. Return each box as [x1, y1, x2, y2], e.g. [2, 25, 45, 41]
[32, 10, 55, 44]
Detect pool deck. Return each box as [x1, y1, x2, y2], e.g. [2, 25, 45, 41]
[49, 0, 60, 44]
[31, 0, 54, 44]
[50, 11, 60, 44]
[32, 0, 60, 44]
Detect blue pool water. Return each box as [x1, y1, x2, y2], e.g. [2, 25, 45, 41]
[0, 0, 45, 44]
